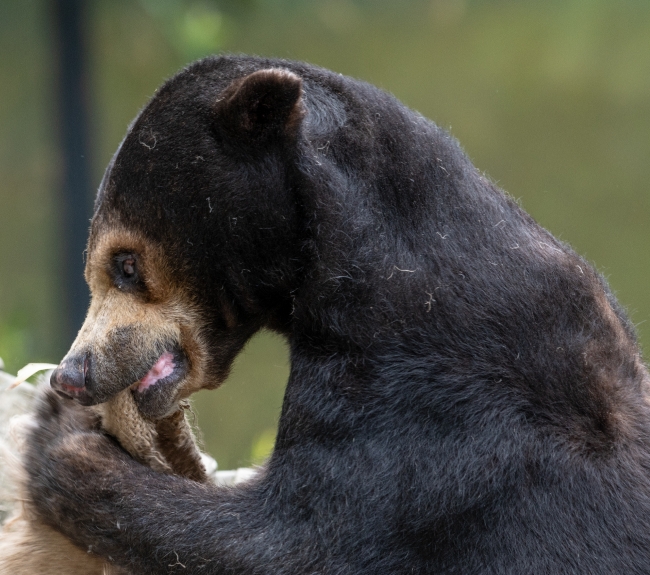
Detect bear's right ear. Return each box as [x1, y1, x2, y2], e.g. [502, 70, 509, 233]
[214, 68, 304, 147]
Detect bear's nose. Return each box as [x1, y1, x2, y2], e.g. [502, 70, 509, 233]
[50, 354, 92, 403]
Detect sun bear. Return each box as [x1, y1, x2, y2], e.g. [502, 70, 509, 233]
[21, 55, 650, 573]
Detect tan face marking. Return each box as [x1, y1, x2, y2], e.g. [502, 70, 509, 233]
[62, 226, 213, 416]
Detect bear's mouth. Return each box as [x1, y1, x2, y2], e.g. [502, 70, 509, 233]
[130, 348, 188, 418]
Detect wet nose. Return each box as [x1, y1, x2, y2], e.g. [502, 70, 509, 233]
[50, 354, 91, 403]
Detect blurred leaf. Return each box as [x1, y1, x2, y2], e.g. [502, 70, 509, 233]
[0, 322, 30, 375]
[250, 427, 277, 465]
[138, 0, 232, 59]
[181, 3, 225, 58]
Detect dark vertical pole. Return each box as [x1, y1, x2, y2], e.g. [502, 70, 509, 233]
[53, 0, 92, 348]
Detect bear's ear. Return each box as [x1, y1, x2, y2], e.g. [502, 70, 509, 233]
[214, 68, 304, 146]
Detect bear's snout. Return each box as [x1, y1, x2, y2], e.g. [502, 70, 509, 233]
[50, 353, 93, 405]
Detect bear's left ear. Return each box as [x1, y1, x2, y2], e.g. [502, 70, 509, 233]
[214, 68, 304, 145]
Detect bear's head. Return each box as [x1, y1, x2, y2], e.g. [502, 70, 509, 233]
[50, 60, 308, 418]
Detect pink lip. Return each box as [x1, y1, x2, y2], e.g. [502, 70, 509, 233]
[135, 352, 176, 392]
[59, 382, 86, 395]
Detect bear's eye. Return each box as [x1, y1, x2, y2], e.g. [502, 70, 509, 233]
[112, 252, 143, 291]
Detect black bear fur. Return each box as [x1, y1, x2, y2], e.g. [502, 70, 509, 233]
[25, 55, 650, 574]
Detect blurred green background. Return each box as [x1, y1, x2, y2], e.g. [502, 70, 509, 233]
[1, 0, 649, 469]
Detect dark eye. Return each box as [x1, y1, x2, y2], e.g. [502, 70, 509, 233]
[113, 253, 143, 290]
